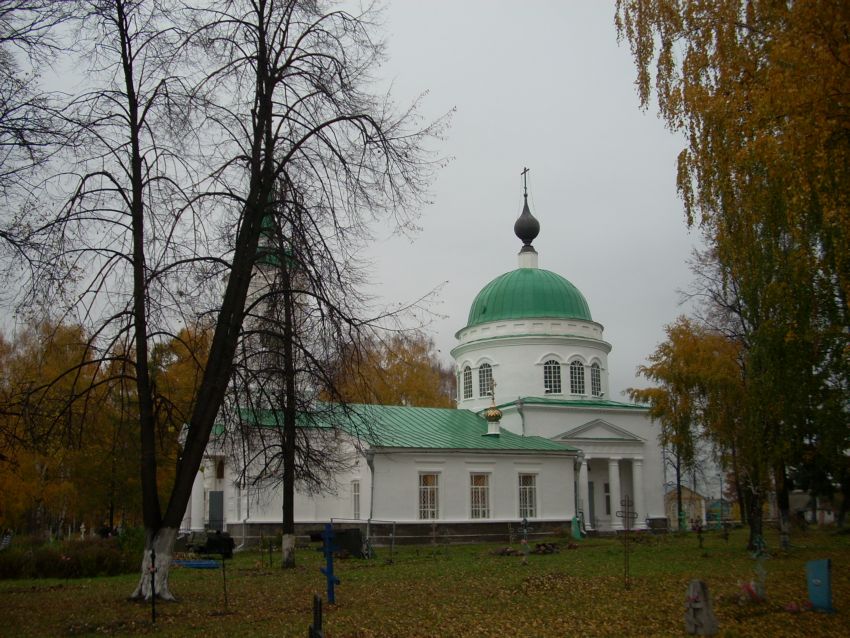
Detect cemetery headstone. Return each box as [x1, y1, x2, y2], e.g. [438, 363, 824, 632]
[571, 516, 583, 540]
[806, 559, 834, 613]
[684, 580, 719, 636]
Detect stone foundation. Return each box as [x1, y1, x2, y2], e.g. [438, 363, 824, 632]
[220, 520, 572, 547]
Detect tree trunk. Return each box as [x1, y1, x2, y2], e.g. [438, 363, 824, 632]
[130, 527, 178, 601]
[282, 533, 296, 568]
[745, 490, 764, 552]
[729, 444, 747, 525]
[774, 463, 790, 550]
[675, 452, 684, 530]
[280, 221, 297, 569]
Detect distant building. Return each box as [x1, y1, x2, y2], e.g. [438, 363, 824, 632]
[183, 185, 667, 543]
[665, 485, 707, 528]
[790, 490, 837, 526]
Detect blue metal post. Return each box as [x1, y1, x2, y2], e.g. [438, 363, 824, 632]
[320, 523, 340, 604]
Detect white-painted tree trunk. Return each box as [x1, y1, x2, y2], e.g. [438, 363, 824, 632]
[130, 527, 178, 601]
[282, 533, 296, 568]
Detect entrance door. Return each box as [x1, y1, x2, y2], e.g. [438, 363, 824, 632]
[208, 490, 224, 531]
[588, 481, 596, 528]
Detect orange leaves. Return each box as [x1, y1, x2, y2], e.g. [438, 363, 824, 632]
[616, 0, 850, 304]
[330, 334, 455, 409]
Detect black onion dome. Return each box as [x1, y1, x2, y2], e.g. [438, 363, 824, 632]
[513, 196, 540, 247]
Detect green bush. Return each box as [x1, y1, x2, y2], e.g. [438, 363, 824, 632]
[0, 549, 30, 579]
[0, 536, 139, 579]
[116, 526, 145, 555]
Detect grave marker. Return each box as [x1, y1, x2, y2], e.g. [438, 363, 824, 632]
[806, 559, 834, 613]
[616, 495, 638, 589]
[320, 523, 340, 604]
[519, 518, 532, 565]
[684, 580, 718, 636]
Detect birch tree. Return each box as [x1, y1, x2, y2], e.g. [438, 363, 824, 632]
[617, 0, 850, 546]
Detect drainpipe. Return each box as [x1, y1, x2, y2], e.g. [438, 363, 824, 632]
[517, 397, 526, 436]
[365, 448, 375, 553]
[236, 479, 250, 552]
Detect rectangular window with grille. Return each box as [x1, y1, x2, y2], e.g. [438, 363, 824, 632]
[470, 473, 490, 519]
[419, 473, 439, 519]
[518, 473, 537, 519]
[604, 482, 611, 515]
[352, 480, 360, 520]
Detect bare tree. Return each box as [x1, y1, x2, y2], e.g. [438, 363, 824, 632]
[19, 0, 441, 599]
[0, 1, 72, 258]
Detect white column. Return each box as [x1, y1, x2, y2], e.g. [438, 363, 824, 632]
[190, 469, 205, 532]
[578, 457, 591, 529]
[631, 458, 646, 529]
[608, 458, 622, 530]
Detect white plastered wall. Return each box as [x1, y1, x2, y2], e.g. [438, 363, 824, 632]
[452, 321, 612, 412]
[369, 450, 575, 523]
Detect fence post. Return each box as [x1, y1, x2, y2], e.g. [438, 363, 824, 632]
[308, 594, 323, 638]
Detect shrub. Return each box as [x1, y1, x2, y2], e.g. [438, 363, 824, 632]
[0, 549, 30, 579]
[0, 537, 139, 579]
[117, 526, 145, 556]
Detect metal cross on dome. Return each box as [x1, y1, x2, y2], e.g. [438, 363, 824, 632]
[521, 167, 530, 197]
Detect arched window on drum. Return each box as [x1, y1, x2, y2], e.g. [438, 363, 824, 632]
[570, 360, 585, 395]
[590, 362, 602, 397]
[478, 362, 493, 397]
[462, 366, 473, 400]
[543, 360, 561, 394]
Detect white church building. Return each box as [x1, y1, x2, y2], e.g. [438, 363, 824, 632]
[182, 189, 667, 544]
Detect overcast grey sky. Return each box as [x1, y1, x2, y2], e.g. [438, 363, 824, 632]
[362, 1, 702, 399]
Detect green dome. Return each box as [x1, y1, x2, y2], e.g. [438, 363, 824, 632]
[465, 268, 592, 329]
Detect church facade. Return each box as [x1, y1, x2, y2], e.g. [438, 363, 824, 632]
[182, 190, 667, 543]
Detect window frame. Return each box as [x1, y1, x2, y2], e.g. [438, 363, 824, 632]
[462, 366, 473, 400]
[352, 480, 360, 520]
[518, 473, 537, 519]
[569, 360, 586, 395]
[543, 359, 562, 394]
[590, 362, 602, 397]
[470, 472, 490, 519]
[418, 472, 440, 520]
[478, 362, 493, 397]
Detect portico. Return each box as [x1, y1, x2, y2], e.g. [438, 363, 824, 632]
[575, 454, 647, 531]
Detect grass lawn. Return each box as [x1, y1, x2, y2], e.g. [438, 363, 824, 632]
[1, 527, 848, 637]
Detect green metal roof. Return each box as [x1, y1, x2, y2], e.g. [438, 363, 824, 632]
[234, 403, 574, 452]
[464, 268, 592, 330]
[348, 404, 573, 452]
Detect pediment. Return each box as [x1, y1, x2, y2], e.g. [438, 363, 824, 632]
[554, 419, 644, 442]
